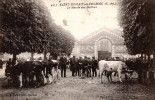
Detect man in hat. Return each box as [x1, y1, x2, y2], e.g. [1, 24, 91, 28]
[60, 53, 67, 77]
[5, 58, 12, 76]
[92, 56, 98, 77]
[70, 56, 76, 76]
[78, 57, 83, 76]
[81, 56, 88, 78]
[0, 59, 3, 69]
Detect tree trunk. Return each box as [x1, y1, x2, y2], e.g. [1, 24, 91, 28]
[147, 54, 150, 63]
[153, 54, 155, 70]
[44, 51, 47, 60]
[144, 54, 147, 62]
[141, 54, 143, 61]
[30, 52, 34, 61]
[12, 53, 17, 67]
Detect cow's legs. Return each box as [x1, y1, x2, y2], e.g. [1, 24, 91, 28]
[100, 71, 103, 83]
[56, 66, 59, 79]
[46, 74, 52, 84]
[19, 73, 23, 88]
[124, 73, 128, 80]
[118, 71, 122, 82]
[98, 70, 100, 78]
[110, 72, 113, 81]
[41, 71, 47, 85]
[107, 71, 112, 82]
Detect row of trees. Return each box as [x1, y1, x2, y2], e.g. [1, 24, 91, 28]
[119, 0, 155, 65]
[0, 0, 75, 65]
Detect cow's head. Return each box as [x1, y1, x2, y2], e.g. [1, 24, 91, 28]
[121, 62, 128, 71]
[122, 62, 134, 79]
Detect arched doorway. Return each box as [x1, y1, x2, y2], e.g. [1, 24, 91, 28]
[95, 38, 113, 60]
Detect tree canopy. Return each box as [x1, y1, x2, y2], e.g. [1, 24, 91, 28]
[118, 0, 155, 55]
[0, 0, 75, 60]
[0, 0, 52, 55]
[47, 24, 75, 57]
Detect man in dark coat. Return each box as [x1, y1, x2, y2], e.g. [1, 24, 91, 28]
[5, 58, 12, 76]
[87, 58, 92, 77]
[60, 53, 67, 77]
[81, 56, 88, 78]
[0, 59, 3, 69]
[92, 57, 98, 77]
[78, 57, 83, 76]
[75, 58, 79, 76]
[70, 56, 76, 76]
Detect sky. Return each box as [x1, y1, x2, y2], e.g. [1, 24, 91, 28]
[43, 0, 121, 40]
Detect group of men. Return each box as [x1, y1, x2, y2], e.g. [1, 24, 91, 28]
[59, 54, 98, 78]
[4, 54, 98, 80]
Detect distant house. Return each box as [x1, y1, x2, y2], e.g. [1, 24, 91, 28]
[0, 53, 3, 59]
[0, 52, 45, 61]
[71, 28, 131, 60]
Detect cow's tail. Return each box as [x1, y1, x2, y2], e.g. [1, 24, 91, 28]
[98, 62, 101, 78]
[98, 62, 101, 77]
[98, 68, 100, 78]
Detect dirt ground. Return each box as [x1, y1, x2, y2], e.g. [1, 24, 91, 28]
[0, 68, 155, 100]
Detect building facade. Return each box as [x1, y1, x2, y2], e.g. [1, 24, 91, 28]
[72, 28, 130, 60]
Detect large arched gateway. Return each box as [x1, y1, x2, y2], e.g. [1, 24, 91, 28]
[71, 28, 129, 59]
[95, 38, 112, 60]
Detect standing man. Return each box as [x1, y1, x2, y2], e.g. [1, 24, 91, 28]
[60, 53, 67, 78]
[87, 58, 92, 77]
[5, 58, 12, 76]
[92, 57, 98, 77]
[75, 58, 79, 76]
[0, 59, 3, 69]
[82, 56, 88, 78]
[70, 56, 76, 76]
[78, 57, 83, 76]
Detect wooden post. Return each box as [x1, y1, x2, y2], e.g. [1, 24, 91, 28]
[153, 53, 155, 70]
[30, 52, 34, 61]
[149, 71, 154, 84]
[140, 54, 143, 62]
[43, 50, 47, 60]
[12, 53, 17, 67]
[144, 54, 147, 62]
[147, 54, 150, 63]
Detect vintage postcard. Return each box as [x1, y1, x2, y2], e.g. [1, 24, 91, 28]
[0, 0, 155, 100]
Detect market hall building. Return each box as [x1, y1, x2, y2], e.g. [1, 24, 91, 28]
[71, 28, 130, 60]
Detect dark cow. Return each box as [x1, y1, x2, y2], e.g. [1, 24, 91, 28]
[42, 60, 53, 78]
[51, 60, 59, 80]
[5, 59, 59, 88]
[125, 59, 150, 83]
[19, 61, 43, 87]
[9, 61, 23, 87]
[41, 60, 59, 83]
[9, 61, 44, 88]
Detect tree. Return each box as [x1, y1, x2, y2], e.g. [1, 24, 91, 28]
[0, 0, 52, 65]
[46, 25, 75, 59]
[0, 0, 75, 63]
[118, 0, 155, 63]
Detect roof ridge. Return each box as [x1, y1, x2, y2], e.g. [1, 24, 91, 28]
[80, 27, 123, 42]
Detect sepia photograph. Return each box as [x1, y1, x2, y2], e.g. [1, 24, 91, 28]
[0, 0, 155, 100]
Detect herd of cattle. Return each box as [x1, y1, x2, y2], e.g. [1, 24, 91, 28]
[4, 60, 59, 88]
[3, 58, 149, 88]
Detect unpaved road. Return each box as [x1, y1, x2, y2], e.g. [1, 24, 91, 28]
[0, 68, 155, 100]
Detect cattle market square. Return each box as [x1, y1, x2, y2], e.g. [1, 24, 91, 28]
[0, 0, 155, 100]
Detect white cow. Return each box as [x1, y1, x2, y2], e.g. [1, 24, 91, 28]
[99, 60, 128, 83]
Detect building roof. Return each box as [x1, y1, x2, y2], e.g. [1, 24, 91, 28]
[78, 27, 124, 45]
